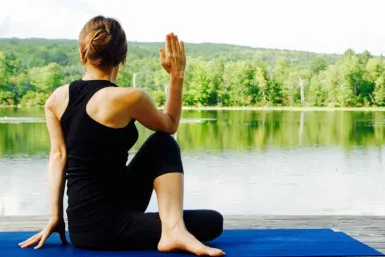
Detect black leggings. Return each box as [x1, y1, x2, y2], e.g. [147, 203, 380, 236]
[70, 132, 223, 250]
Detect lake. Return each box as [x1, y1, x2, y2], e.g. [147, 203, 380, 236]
[0, 108, 385, 216]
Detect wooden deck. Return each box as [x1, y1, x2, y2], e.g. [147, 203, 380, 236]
[1, 215, 384, 254]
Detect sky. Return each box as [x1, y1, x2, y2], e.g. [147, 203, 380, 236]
[1, 0, 385, 55]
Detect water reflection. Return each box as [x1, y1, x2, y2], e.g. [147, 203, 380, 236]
[2, 109, 385, 155]
[1, 109, 385, 216]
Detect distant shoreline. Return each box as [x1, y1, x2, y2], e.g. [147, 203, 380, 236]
[180, 106, 385, 111]
[2, 105, 385, 112]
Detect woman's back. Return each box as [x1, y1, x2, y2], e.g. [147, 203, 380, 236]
[60, 79, 138, 169]
[59, 79, 138, 228]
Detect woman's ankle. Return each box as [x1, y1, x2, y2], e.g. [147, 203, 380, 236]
[161, 219, 186, 232]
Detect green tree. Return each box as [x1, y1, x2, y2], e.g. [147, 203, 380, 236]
[36, 63, 64, 93]
[308, 73, 326, 106]
[0, 52, 16, 104]
[374, 72, 385, 106]
[255, 66, 268, 103]
[205, 59, 224, 105]
[310, 57, 327, 75]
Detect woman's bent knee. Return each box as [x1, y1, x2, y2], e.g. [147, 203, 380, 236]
[184, 209, 224, 242]
[207, 210, 224, 240]
[143, 131, 183, 177]
[149, 131, 181, 155]
[152, 131, 178, 145]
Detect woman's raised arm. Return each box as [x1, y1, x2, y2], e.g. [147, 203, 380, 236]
[126, 33, 186, 134]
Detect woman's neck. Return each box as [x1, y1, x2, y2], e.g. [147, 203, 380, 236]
[82, 64, 116, 82]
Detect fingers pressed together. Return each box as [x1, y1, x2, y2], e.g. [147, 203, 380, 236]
[18, 231, 43, 249]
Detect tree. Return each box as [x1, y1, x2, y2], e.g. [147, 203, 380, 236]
[0, 52, 16, 104]
[308, 73, 326, 106]
[29, 63, 64, 94]
[183, 60, 209, 106]
[284, 72, 301, 105]
[374, 72, 385, 106]
[272, 58, 291, 86]
[323, 65, 340, 106]
[9, 71, 34, 103]
[222, 62, 259, 106]
[335, 53, 369, 106]
[205, 59, 224, 105]
[358, 50, 372, 65]
[310, 57, 327, 75]
[366, 58, 385, 82]
[255, 66, 268, 102]
[116, 69, 133, 88]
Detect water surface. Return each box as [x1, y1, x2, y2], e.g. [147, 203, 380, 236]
[1, 109, 384, 216]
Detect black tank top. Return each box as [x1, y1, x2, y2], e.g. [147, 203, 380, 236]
[60, 80, 138, 218]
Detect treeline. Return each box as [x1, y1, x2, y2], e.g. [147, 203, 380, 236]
[1, 38, 384, 107]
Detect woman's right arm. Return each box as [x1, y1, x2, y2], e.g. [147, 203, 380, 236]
[126, 33, 186, 134]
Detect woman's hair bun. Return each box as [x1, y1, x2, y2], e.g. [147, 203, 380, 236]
[79, 16, 127, 69]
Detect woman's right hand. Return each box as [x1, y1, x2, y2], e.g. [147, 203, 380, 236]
[18, 217, 68, 249]
[159, 33, 186, 79]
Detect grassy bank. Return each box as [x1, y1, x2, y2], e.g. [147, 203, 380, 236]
[180, 106, 385, 111]
[3, 105, 385, 112]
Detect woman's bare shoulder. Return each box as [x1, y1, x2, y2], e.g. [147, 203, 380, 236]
[46, 84, 70, 119]
[47, 84, 69, 103]
[108, 86, 149, 106]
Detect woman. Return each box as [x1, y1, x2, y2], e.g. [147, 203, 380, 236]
[18, 16, 224, 256]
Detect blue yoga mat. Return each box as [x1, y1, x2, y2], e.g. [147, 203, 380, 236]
[1, 229, 383, 257]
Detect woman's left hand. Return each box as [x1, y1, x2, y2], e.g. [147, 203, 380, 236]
[18, 217, 68, 249]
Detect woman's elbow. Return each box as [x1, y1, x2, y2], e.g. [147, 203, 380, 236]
[50, 149, 67, 163]
[169, 126, 178, 134]
[159, 127, 177, 135]
[165, 120, 179, 134]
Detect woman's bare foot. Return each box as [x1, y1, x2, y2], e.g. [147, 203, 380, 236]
[158, 224, 225, 256]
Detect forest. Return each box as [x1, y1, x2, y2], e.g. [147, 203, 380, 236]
[0, 38, 384, 107]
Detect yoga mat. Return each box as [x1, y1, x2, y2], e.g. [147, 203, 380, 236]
[1, 229, 383, 257]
